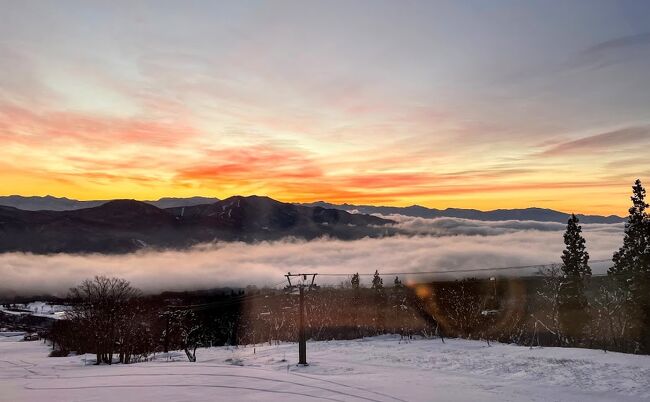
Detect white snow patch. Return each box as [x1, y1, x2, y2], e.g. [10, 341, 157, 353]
[0, 335, 648, 401]
[0, 302, 70, 320]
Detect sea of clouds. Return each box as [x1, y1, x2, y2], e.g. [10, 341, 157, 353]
[0, 215, 625, 296]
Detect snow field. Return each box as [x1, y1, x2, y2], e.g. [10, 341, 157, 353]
[1, 334, 649, 401]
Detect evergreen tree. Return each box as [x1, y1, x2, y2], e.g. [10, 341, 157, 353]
[351, 273, 360, 289]
[350, 272, 361, 336]
[611, 179, 649, 276]
[371, 270, 383, 290]
[371, 270, 385, 333]
[558, 214, 591, 343]
[561, 214, 591, 277]
[609, 179, 650, 352]
[391, 276, 407, 335]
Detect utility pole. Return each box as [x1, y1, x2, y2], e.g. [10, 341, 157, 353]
[298, 286, 306, 364]
[285, 272, 318, 366]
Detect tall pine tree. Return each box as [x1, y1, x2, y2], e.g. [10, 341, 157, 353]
[350, 273, 361, 337]
[351, 273, 360, 289]
[558, 214, 591, 343]
[371, 270, 385, 333]
[372, 270, 383, 290]
[611, 179, 649, 276]
[609, 179, 650, 352]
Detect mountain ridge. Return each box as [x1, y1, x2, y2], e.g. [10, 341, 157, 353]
[0, 195, 220, 211]
[0, 195, 625, 224]
[0, 196, 394, 254]
[301, 201, 624, 224]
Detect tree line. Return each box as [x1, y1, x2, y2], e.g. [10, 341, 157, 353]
[543, 178, 650, 353]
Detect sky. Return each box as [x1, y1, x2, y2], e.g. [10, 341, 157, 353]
[1, 0, 649, 215]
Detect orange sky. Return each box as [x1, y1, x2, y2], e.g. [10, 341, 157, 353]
[1, 2, 649, 216]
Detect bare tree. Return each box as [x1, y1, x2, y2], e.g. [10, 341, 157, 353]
[168, 310, 206, 362]
[590, 279, 631, 351]
[68, 276, 140, 365]
[535, 265, 564, 345]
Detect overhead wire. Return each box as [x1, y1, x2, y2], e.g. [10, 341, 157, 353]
[316, 259, 615, 277]
[166, 260, 648, 311]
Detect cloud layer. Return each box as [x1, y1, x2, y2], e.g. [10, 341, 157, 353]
[386, 214, 624, 236]
[0, 216, 624, 297]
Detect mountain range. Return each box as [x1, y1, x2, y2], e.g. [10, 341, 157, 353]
[0, 195, 220, 211]
[0, 195, 625, 254]
[302, 201, 624, 224]
[0, 195, 625, 224]
[0, 196, 392, 254]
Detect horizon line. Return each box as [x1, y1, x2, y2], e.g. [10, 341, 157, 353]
[0, 193, 626, 218]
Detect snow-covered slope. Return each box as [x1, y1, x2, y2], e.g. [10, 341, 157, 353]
[0, 302, 69, 320]
[1, 334, 649, 401]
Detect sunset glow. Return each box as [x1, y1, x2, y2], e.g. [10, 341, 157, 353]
[2, 1, 649, 214]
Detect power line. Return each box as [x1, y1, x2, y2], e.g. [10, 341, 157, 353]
[316, 259, 614, 277]
[167, 280, 285, 310]
[166, 282, 287, 311]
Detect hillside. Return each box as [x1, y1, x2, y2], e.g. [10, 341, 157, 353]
[0, 196, 394, 254]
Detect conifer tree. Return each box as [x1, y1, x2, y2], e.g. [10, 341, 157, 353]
[391, 276, 406, 335]
[558, 214, 591, 343]
[611, 179, 649, 276]
[394, 276, 403, 288]
[371, 270, 385, 333]
[351, 273, 360, 289]
[371, 270, 383, 290]
[350, 272, 361, 336]
[609, 179, 650, 352]
[562, 214, 591, 277]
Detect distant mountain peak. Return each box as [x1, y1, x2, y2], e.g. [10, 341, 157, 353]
[94, 199, 162, 211]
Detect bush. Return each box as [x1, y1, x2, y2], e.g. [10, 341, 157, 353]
[49, 349, 69, 357]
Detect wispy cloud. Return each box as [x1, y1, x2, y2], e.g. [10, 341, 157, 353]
[539, 126, 650, 157]
[176, 145, 322, 182]
[0, 104, 197, 149]
[387, 214, 624, 236]
[583, 32, 650, 55]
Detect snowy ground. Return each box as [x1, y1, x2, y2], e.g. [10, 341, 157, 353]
[0, 302, 69, 320]
[1, 334, 649, 402]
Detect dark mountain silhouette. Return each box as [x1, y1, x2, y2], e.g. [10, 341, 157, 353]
[0, 195, 220, 211]
[152, 197, 220, 209]
[0, 195, 107, 211]
[301, 202, 624, 224]
[0, 196, 393, 254]
[0, 195, 624, 223]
